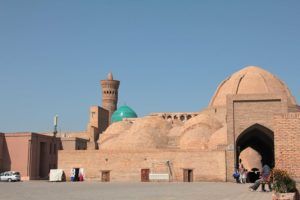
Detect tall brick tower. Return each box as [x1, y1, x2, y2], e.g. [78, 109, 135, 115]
[101, 72, 120, 123]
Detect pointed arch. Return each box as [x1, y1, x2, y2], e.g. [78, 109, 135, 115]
[236, 123, 274, 169]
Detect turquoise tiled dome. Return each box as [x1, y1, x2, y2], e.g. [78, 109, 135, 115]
[111, 105, 138, 123]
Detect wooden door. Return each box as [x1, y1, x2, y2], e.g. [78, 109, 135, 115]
[141, 169, 150, 182]
[188, 170, 193, 182]
[183, 169, 193, 182]
[183, 169, 189, 182]
[101, 171, 110, 182]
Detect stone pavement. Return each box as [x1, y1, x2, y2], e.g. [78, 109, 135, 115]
[0, 181, 272, 200]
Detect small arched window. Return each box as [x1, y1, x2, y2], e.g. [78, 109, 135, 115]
[180, 115, 185, 121]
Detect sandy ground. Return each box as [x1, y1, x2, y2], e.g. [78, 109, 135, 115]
[0, 181, 272, 200]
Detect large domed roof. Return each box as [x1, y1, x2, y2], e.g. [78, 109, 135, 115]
[111, 105, 138, 123]
[209, 66, 297, 107]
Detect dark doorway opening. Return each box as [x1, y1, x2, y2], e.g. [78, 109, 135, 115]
[101, 171, 110, 182]
[39, 142, 47, 178]
[74, 168, 80, 181]
[141, 169, 150, 182]
[236, 124, 274, 171]
[183, 169, 193, 182]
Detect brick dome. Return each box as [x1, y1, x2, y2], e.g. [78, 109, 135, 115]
[99, 116, 171, 150]
[179, 113, 222, 150]
[209, 66, 297, 107]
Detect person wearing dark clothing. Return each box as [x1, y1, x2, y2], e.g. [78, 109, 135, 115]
[233, 168, 240, 183]
[249, 163, 272, 192]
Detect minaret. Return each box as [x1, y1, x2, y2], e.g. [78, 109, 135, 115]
[101, 72, 120, 123]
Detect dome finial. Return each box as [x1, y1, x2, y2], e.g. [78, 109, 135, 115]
[107, 72, 113, 80]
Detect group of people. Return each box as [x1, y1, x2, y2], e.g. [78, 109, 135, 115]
[70, 168, 84, 182]
[233, 160, 248, 183]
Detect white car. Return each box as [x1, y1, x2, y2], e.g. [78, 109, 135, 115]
[0, 171, 21, 182]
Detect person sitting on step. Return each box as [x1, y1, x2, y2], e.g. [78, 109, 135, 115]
[249, 160, 272, 192]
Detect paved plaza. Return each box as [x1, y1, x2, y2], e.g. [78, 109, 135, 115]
[0, 181, 272, 200]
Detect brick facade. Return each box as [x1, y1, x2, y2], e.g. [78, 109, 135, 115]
[58, 150, 226, 182]
[101, 74, 120, 124]
[226, 94, 288, 181]
[87, 106, 109, 149]
[274, 113, 300, 182]
[60, 137, 88, 150]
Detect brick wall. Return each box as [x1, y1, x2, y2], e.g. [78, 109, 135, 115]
[226, 94, 288, 181]
[2, 133, 30, 178]
[29, 133, 59, 180]
[58, 149, 226, 182]
[274, 112, 300, 182]
[98, 107, 109, 133]
[87, 106, 109, 148]
[0, 133, 4, 172]
[61, 138, 87, 150]
[232, 100, 282, 136]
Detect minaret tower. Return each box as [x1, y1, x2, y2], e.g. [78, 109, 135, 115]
[101, 72, 120, 123]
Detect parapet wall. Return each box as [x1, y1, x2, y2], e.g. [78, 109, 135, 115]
[58, 149, 226, 182]
[274, 112, 300, 182]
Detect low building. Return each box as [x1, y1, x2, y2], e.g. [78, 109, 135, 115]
[0, 132, 60, 180]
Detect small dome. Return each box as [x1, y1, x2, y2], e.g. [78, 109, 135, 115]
[179, 125, 212, 150]
[107, 72, 113, 80]
[209, 66, 297, 107]
[100, 116, 171, 150]
[111, 105, 138, 123]
[98, 120, 133, 146]
[208, 125, 227, 150]
[179, 113, 222, 150]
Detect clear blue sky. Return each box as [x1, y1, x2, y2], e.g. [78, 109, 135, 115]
[0, 0, 299, 132]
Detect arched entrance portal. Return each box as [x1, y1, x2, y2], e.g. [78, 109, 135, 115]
[236, 124, 274, 170]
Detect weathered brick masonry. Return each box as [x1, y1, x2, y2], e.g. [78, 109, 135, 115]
[59, 150, 226, 182]
[274, 113, 300, 182]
